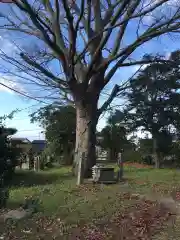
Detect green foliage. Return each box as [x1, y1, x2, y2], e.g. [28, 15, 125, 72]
[22, 196, 40, 213]
[123, 150, 143, 163]
[0, 123, 19, 208]
[100, 125, 129, 151]
[31, 105, 76, 164]
[122, 51, 180, 165]
[0, 127, 19, 170]
[100, 110, 133, 162]
[0, 110, 18, 124]
[139, 133, 172, 156]
[124, 51, 180, 135]
[139, 138, 153, 156]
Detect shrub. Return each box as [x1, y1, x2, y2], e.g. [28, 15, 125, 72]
[0, 127, 19, 208]
[123, 150, 143, 163]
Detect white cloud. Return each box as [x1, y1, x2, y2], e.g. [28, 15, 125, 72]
[165, 52, 171, 60]
[142, 0, 179, 24]
[0, 35, 18, 58]
[0, 75, 24, 94]
[143, 14, 154, 24]
[167, 0, 179, 5]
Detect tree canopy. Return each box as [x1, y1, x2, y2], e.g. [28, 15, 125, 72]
[99, 110, 133, 162]
[123, 51, 180, 167]
[31, 105, 76, 164]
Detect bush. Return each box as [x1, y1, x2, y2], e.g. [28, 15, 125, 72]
[0, 158, 15, 208]
[142, 155, 154, 165]
[45, 162, 54, 168]
[0, 127, 19, 208]
[123, 150, 143, 163]
[22, 196, 40, 213]
[0, 187, 9, 208]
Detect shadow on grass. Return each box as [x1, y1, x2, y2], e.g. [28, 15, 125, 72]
[6, 199, 24, 210]
[11, 169, 74, 188]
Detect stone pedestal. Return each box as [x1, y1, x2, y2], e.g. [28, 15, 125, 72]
[117, 152, 123, 181]
[92, 165, 116, 183]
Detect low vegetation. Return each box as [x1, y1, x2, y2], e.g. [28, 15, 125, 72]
[0, 165, 180, 239]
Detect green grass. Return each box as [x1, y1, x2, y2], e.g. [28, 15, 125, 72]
[8, 167, 136, 220]
[125, 166, 180, 195]
[1, 165, 180, 239]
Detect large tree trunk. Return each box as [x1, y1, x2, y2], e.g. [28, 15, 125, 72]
[73, 102, 98, 179]
[153, 137, 160, 168]
[63, 144, 74, 165]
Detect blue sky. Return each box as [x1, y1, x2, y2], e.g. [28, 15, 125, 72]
[0, 1, 179, 140]
[0, 90, 44, 140]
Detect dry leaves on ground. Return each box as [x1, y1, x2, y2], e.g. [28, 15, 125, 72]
[124, 163, 153, 169]
[70, 197, 174, 240]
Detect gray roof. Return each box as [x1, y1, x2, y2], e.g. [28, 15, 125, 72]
[32, 140, 46, 144]
[32, 140, 46, 152]
[11, 137, 31, 144]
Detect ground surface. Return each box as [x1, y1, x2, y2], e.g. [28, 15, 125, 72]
[1, 163, 180, 239]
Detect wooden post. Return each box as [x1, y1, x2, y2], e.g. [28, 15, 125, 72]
[38, 156, 41, 171]
[34, 156, 40, 171]
[26, 155, 30, 170]
[34, 156, 36, 171]
[36, 156, 41, 171]
[28, 149, 34, 170]
[77, 152, 85, 185]
[117, 152, 123, 182]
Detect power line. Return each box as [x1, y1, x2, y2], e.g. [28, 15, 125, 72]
[0, 82, 49, 104]
[5, 104, 47, 122]
[13, 136, 45, 140]
[15, 129, 43, 132]
[16, 103, 44, 112]
[7, 118, 30, 121]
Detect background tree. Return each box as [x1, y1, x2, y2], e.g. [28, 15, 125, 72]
[123, 52, 180, 168]
[100, 110, 131, 162]
[138, 131, 173, 166]
[31, 105, 76, 165]
[1, 0, 180, 180]
[0, 114, 19, 208]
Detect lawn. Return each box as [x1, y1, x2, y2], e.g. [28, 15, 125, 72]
[1, 164, 180, 239]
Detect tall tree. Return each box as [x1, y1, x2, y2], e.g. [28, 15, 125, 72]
[31, 105, 76, 165]
[1, 1, 180, 180]
[139, 131, 173, 165]
[100, 110, 131, 162]
[124, 52, 180, 168]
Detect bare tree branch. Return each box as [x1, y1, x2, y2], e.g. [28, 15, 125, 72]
[20, 52, 68, 87]
[99, 64, 144, 114]
[98, 84, 120, 116]
[0, 0, 180, 113]
[14, 0, 68, 73]
[111, 0, 141, 56]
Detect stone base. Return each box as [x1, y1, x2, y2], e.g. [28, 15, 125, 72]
[1, 208, 33, 222]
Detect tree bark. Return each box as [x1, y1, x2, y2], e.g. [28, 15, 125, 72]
[153, 137, 160, 168]
[63, 144, 74, 165]
[73, 102, 98, 178]
[63, 144, 70, 165]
